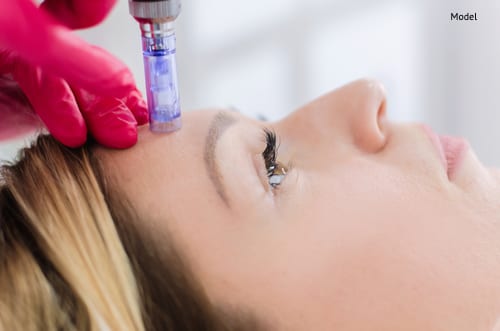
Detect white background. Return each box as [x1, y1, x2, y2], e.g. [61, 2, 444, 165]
[2, 0, 500, 166]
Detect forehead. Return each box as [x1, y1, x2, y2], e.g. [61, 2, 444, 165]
[95, 110, 220, 219]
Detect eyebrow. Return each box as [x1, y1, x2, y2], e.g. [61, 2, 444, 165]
[203, 111, 238, 207]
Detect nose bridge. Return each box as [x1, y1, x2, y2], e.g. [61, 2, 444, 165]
[279, 79, 388, 155]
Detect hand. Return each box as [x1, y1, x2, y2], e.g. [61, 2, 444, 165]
[0, 0, 148, 148]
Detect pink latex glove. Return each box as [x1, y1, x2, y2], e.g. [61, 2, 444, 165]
[0, 0, 148, 148]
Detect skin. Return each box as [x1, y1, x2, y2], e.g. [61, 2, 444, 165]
[100, 79, 500, 330]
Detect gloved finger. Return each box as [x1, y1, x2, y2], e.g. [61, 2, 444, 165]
[122, 88, 149, 126]
[0, 0, 136, 97]
[40, 0, 117, 30]
[74, 90, 139, 148]
[8, 56, 87, 147]
[74, 83, 148, 127]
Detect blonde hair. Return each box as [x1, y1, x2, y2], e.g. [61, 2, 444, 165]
[0, 133, 266, 331]
[0, 136, 144, 330]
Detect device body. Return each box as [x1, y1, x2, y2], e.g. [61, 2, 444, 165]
[129, 0, 182, 133]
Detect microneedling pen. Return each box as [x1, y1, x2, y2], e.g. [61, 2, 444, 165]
[129, 0, 182, 133]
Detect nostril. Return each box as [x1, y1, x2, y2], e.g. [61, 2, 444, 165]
[377, 98, 388, 143]
[370, 89, 389, 153]
[351, 79, 389, 153]
[375, 81, 389, 145]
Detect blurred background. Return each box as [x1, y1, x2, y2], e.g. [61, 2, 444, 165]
[2, 0, 500, 165]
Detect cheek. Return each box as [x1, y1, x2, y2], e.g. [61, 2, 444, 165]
[276, 163, 499, 329]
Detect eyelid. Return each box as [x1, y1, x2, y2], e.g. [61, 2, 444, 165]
[259, 127, 292, 192]
[252, 152, 273, 192]
[262, 128, 278, 170]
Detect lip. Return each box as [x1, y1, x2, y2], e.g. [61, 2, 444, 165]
[420, 125, 468, 179]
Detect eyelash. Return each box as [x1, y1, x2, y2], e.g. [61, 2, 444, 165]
[262, 129, 288, 188]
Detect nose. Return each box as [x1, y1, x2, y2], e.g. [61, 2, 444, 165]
[280, 79, 388, 154]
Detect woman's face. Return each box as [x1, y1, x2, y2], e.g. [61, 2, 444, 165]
[100, 79, 500, 330]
